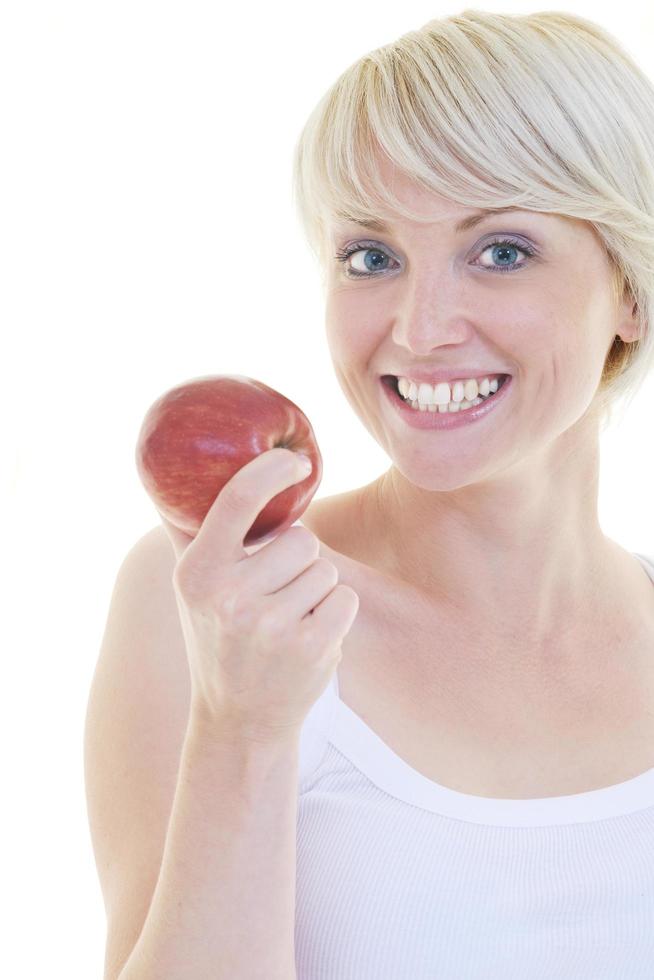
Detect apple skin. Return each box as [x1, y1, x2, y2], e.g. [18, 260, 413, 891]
[135, 374, 322, 546]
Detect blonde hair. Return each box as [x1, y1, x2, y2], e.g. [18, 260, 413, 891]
[291, 9, 654, 430]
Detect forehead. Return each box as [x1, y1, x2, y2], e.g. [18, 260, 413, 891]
[327, 144, 595, 240]
[326, 152, 578, 237]
[327, 208, 589, 249]
[331, 206, 546, 236]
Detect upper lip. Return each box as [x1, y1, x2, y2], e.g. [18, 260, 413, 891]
[384, 369, 510, 384]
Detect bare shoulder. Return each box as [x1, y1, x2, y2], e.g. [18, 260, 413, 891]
[113, 523, 185, 661]
[134, 522, 176, 567]
[99, 521, 190, 736]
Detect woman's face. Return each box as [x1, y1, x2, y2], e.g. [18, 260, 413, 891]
[323, 162, 636, 487]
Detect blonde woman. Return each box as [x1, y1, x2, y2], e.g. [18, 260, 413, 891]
[85, 10, 654, 979]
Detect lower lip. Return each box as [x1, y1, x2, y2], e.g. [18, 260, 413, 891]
[380, 375, 513, 429]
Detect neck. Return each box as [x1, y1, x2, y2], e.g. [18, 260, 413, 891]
[354, 432, 630, 674]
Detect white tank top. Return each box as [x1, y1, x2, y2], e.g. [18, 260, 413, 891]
[295, 551, 654, 978]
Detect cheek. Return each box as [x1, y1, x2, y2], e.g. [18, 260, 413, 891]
[325, 322, 369, 369]
[325, 300, 384, 362]
[490, 313, 553, 366]
[500, 300, 578, 365]
[545, 330, 609, 431]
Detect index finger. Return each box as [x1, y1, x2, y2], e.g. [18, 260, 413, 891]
[186, 447, 312, 569]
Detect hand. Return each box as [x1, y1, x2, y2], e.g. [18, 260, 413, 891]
[160, 448, 360, 742]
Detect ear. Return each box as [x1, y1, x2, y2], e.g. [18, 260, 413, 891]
[615, 292, 644, 345]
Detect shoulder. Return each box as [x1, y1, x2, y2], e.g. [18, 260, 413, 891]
[131, 522, 175, 561]
[100, 524, 188, 715]
[117, 524, 178, 596]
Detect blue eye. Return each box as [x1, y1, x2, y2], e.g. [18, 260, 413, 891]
[476, 238, 536, 274]
[334, 243, 397, 278]
[334, 236, 537, 278]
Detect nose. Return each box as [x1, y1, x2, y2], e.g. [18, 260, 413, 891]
[391, 274, 474, 355]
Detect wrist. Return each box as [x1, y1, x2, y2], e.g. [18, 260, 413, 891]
[187, 697, 302, 751]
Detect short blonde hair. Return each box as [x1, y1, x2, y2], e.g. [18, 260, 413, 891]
[291, 9, 654, 430]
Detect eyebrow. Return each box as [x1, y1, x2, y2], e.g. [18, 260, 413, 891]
[337, 207, 527, 235]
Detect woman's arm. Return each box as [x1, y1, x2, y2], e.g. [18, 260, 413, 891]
[85, 528, 299, 980]
[118, 708, 300, 980]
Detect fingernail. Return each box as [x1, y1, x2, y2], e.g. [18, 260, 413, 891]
[297, 453, 312, 473]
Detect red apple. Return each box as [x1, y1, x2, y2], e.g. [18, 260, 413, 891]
[135, 374, 322, 546]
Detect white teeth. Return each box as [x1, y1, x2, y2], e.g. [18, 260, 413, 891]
[397, 374, 502, 408]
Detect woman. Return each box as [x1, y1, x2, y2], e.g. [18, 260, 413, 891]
[85, 10, 654, 979]
[290, 8, 654, 976]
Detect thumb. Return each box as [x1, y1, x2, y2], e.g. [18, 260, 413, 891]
[159, 513, 196, 562]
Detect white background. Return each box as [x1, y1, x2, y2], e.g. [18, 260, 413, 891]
[3, 1, 653, 976]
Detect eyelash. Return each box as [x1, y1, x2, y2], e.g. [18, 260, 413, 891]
[333, 236, 537, 278]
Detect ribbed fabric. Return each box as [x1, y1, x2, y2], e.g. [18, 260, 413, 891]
[295, 551, 654, 979]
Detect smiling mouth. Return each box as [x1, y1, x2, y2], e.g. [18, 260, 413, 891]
[382, 374, 510, 405]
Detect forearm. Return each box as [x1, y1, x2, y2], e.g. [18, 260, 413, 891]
[118, 707, 300, 980]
